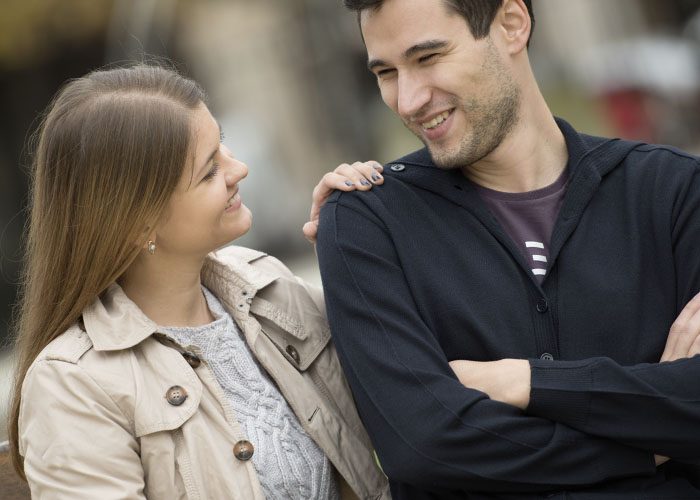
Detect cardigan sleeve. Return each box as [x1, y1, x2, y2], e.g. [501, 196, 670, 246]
[528, 356, 700, 462]
[528, 163, 700, 462]
[317, 193, 655, 493]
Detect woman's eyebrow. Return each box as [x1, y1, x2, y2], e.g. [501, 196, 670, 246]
[195, 120, 222, 179]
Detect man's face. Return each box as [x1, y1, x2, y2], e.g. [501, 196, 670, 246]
[362, 0, 520, 169]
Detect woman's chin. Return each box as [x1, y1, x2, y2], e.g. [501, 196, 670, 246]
[223, 209, 253, 245]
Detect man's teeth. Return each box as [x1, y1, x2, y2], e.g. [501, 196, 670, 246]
[422, 111, 451, 130]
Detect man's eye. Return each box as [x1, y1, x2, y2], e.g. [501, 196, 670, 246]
[419, 53, 438, 63]
[376, 68, 396, 78]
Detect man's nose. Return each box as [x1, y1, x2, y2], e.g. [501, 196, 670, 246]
[397, 73, 430, 120]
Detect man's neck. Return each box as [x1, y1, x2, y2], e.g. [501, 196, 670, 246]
[463, 94, 568, 193]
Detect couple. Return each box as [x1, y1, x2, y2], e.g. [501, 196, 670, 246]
[11, 0, 700, 499]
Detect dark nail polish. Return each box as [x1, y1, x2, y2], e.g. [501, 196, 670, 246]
[371, 173, 381, 182]
[360, 179, 371, 186]
[344, 180, 354, 187]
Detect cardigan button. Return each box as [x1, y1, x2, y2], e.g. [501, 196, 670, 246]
[165, 385, 188, 406]
[389, 163, 405, 172]
[182, 351, 201, 369]
[233, 440, 254, 461]
[536, 299, 549, 313]
[540, 352, 554, 361]
[286, 345, 300, 365]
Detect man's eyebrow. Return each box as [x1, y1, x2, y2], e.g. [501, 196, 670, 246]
[367, 58, 388, 72]
[404, 40, 448, 59]
[367, 40, 448, 72]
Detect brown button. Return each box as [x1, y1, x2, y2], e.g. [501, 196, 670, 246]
[165, 385, 188, 406]
[233, 440, 254, 461]
[182, 351, 201, 369]
[286, 345, 300, 365]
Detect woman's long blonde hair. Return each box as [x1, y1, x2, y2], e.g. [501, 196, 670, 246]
[9, 64, 205, 477]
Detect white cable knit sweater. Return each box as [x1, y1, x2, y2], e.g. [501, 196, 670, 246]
[162, 287, 339, 500]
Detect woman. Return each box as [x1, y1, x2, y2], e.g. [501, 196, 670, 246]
[9, 64, 389, 499]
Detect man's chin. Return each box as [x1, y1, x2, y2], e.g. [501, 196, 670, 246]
[410, 127, 465, 170]
[426, 145, 464, 171]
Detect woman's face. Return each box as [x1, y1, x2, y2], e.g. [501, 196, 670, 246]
[155, 103, 252, 258]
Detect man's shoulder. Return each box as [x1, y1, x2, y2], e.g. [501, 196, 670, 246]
[561, 117, 700, 178]
[627, 142, 699, 165]
[321, 148, 431, 208]
[615, 141, 700, 180]
[388, 147, 434, 168]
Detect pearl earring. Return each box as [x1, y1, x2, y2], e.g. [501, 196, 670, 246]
[147, 240, 156, 255]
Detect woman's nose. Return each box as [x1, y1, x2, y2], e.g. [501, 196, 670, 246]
[221, 145, 247, 185]
[227, 159, 248, 185]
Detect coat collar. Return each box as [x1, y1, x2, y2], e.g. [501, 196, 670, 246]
[82, 247, 281, 351]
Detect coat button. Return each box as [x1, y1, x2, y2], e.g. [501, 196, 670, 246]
[536, 299, 549, 313]
[233, 440, 254, 461]
[540, 352, 554, 361]
[286, 345, 300, 365]
[166, 385, 188, 406]
[182, 351, 201, 369]
[390, 163, 405, 172]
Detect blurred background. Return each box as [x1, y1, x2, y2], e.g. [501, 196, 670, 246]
[2, 0, 700, 441]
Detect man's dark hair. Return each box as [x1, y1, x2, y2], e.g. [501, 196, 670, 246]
[344, 0, 535, 46]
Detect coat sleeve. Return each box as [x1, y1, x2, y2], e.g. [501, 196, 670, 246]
[316, 195, 656, 493]
[20, 359, 146, 499]
[527, 163, 700, 462]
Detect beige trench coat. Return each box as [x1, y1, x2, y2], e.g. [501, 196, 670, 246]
[19, 246, 389, 499]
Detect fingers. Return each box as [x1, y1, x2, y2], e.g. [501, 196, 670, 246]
[688, 333, 700, 359]
[333, 161, 384, 191]
[661, 291, 700, 362]
[302, 221, 318, 244]
[303, 161, 383, 245]
[308, 172, 359, 221]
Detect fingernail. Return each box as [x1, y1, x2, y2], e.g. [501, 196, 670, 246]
[360, 179, 371, 186]
[371, 173, 381, 182]
[344, 180, 354, 187]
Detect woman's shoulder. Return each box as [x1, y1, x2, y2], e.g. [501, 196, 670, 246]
[209, 245, 324, 312]
[22, 320, 142, 411]
[29, 324, 94, 369]
[211, 245, 295, 278]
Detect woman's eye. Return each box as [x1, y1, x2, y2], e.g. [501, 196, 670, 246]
[202, 163, 220, 181]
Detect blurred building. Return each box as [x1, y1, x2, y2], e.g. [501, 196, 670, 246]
[533, 0, 700, 150]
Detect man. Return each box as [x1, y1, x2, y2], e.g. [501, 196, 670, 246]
[312, 0, 700, 498]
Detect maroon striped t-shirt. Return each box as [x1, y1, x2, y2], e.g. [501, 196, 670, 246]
[473, 169, 568, 283]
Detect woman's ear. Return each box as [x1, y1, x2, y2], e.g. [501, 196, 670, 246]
[141, 228, 157, 254]
[497, 0, 531, 55]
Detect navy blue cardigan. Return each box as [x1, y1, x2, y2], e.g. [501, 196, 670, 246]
[317, 118, 700, 499]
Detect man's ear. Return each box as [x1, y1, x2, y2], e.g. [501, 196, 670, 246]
[496, 0, 531, 55]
